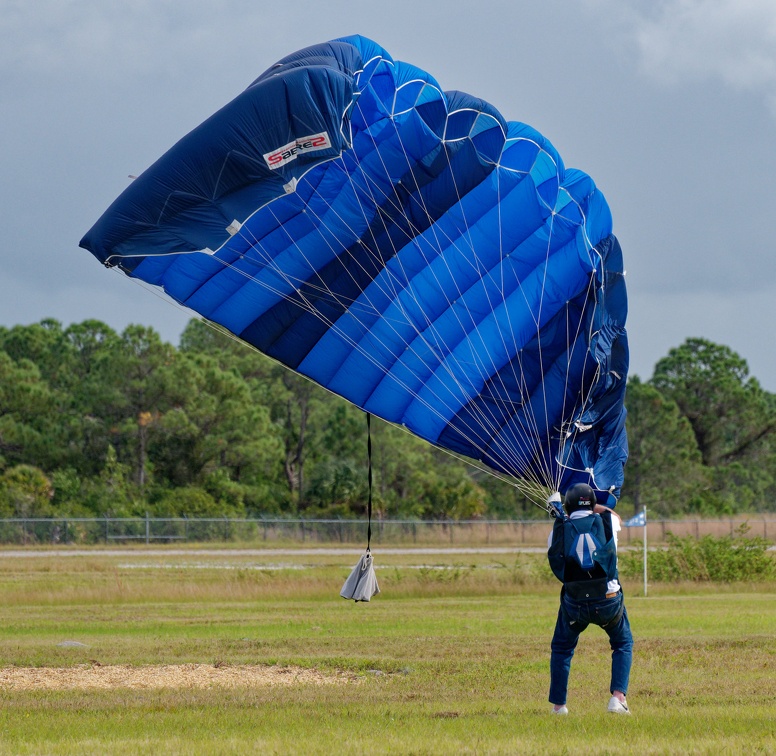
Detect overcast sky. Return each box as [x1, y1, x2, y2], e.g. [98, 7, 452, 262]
[2, 0, 775, 388]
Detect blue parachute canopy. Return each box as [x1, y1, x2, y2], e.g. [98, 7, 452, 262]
[80, 35, 629, 505]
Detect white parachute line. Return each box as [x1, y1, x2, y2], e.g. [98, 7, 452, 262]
[549, 287, 605, 493]
[554, 288, 604, 490]
[341, 149, 540, 483]
[554, 301, 581, 492]
[114, 259, 538, 489]
[546, 184, 607, 492]
[555, 286, 609, 491]
[368, 108, 541, 473]
[493, 195, 557, 486]
[205, 235, 467, 434]
[341, 100, 536, 476]
[466, 141, 588, 479]
[286, 157, 476, 382]
[202, 304, 550, 508]
[434, 150, 557, 490]
[486, 169, 540, 478]
[420, 439, 551, 507]
[215, 240, 389, 325]
[441, 171, 555, 487]
[529, 211, 560, 488]
[223, 170, 451, 397]
[222, 249, 539, 494]
[437, 122, 530, 420]
[116, 170, 589, 493]
[501, 169, 608, 493]
[511, 348, 556, 483]
[193, 297, 545, 506]
[521, 172, 596, 492]
[436, 127, 564, 485]
[109, 266, 207, 320]
[99, 58, 604, 497]
[312, 155, 419, 314]
[160, 85, 592, 492]
[349, 97, 583, 488]
[215, 159, 437, 329]
[220, 191, 540, 482]
[551, 292, 593, 493]
[302, 122, 544, 484]
[279, 167, 514, 439]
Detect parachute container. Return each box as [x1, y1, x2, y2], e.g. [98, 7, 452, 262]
[80, 36, 629, 504]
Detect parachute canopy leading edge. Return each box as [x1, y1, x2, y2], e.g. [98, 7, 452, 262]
[80, 35, 629, 507]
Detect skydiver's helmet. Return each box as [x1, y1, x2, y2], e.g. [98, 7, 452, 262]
[564, 483, 597, 515]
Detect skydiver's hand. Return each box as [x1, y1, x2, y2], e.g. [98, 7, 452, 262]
[547, 492, 564, 519]
[594, 503, 621, 524]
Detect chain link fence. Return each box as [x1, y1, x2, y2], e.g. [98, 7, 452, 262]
[0, 516, 773, 547]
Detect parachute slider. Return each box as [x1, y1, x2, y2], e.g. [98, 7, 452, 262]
[226, 220, 242, 236]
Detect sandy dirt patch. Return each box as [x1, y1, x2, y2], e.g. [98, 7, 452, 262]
[0, 664, 358, 690]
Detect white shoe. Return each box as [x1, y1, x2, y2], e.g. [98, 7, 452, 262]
[551, 705, 568, 715]
[607, 695, 630, 714]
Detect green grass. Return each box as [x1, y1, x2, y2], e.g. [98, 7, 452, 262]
[0, 549, 774, 754]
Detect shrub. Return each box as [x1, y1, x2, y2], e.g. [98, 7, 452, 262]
[620, 525, 776, 582]
[0, 464, 54, 517]
[152, 486, 245, 518]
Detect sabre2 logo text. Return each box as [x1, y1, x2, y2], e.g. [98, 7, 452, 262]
[264, 132, 332, 169]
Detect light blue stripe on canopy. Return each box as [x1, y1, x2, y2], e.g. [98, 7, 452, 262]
[80, 35, 628, 503]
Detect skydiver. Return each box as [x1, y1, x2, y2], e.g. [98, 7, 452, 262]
[546, 483, 633, 715]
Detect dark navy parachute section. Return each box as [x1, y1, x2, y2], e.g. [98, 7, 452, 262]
[80, 35, 629, 505]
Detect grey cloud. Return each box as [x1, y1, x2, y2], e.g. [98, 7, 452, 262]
[590, 0, 776, 112]
[1, 0, 774, 390]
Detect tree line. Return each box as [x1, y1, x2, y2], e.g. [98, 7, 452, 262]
[1, 319, 774, 520]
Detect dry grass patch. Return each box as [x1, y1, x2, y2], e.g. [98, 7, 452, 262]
[0, 663, 359, 691]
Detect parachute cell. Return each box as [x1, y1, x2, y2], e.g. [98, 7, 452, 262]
[80, 35, 629, 506]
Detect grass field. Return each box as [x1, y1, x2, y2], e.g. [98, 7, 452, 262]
[0, 547, 774, 754]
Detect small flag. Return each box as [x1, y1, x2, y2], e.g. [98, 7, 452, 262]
[625, 510, 646, 527]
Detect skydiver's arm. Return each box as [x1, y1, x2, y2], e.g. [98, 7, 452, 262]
[594, 503, 621, 524]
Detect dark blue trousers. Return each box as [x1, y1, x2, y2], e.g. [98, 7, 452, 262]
[549, 591, 633, 706]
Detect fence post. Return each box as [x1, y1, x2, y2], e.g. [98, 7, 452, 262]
[105, 515, 109, 544]
[145, 512, 150, 545]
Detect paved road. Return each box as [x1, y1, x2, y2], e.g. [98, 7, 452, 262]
[0, 546, 547, 558]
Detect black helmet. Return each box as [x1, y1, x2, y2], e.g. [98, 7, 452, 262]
[564, 483, 596, 514]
